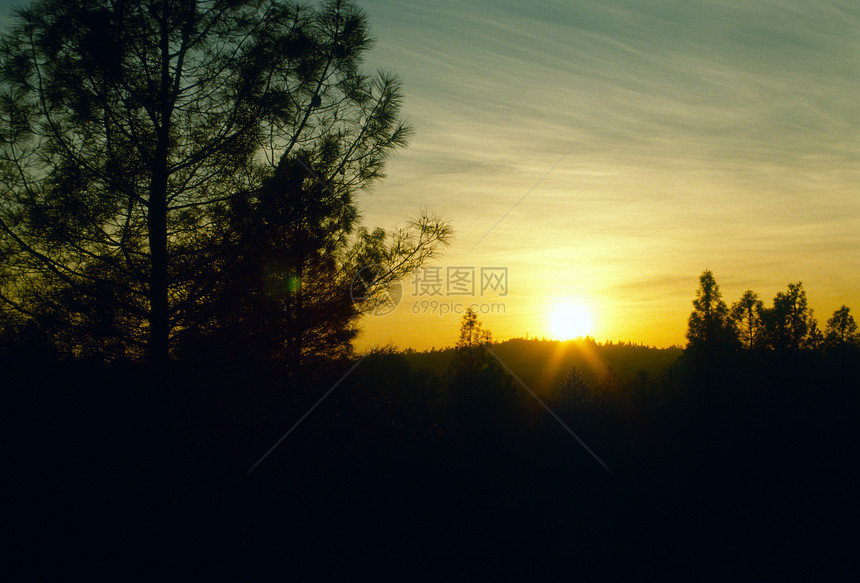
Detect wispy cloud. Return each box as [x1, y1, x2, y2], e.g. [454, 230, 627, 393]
[367, 5, 856, 345]
[1, 0, 854, 348]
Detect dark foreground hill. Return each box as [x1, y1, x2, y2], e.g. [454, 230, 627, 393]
[5, 346, 859, 581]
[404, 337, 683, 394]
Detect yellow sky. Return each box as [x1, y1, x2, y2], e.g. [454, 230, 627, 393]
[350, 0, 859, 351]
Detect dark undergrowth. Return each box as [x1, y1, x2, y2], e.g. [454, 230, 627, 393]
[4, 346, 859, 581]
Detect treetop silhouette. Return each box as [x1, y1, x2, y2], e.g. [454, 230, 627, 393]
[688, 270, 854, 356]
[686, 270, 735, 354]
[0, 0, 448, 365]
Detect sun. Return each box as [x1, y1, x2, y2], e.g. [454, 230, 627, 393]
[549, 303, 594, 340]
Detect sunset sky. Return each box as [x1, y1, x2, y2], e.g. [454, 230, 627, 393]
[353, 0, 860, 350]
[1, 0, 856, 350]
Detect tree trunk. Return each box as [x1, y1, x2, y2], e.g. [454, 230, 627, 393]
[148, 8, 172, 369]
[148, 160, 170, 369]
